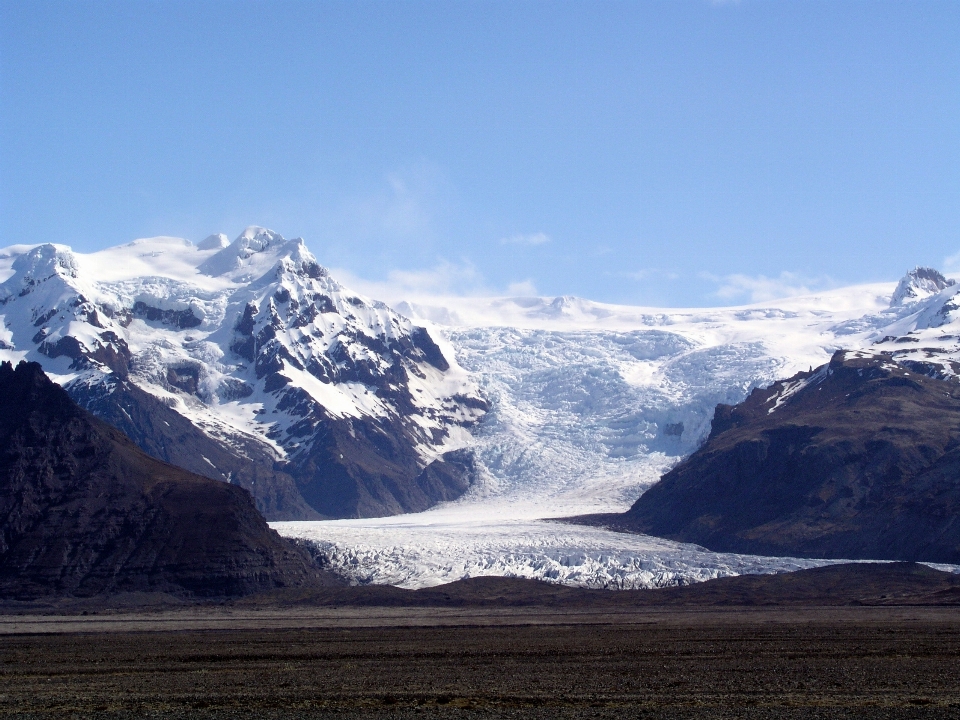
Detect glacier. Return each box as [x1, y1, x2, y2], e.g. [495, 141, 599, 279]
[277, 268, 960, 588]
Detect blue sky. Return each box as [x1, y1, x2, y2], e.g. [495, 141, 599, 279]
[1, 0, 958, 306]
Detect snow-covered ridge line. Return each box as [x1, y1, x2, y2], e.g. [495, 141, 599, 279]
[4, 228, 959, 588]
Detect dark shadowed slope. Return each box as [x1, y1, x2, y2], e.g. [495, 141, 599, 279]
[73, 376, 323, 520]
[583, 350, 960, 563]
[7, 561, 957, 612]
[0, 361, 333, 599]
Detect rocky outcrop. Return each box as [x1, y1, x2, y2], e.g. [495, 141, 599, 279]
[890, 267, 955, 307]
[0, 361, 332, 599]
[598, 351, 960, 564]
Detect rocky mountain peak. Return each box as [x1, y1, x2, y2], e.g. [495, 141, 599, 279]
[0, 360, 78, 430]
[0, 230, 486, 520]
[890, 266, 955, 307]
[199, 227, 300, 280]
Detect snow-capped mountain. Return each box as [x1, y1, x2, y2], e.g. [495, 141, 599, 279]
[0, 228, 486, 519]
[890, 266, 955, 307]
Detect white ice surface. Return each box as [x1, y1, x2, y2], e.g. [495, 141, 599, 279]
[275, 507, 840, 590]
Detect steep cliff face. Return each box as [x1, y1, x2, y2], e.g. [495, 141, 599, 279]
[0, 229, 486, 519]
[613, 351, 960, 563]
[0, 361, 330, 599]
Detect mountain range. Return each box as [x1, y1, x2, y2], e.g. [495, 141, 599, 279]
[3, 228, 960, 590]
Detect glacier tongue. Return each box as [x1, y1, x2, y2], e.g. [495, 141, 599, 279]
[277, 510, 838, 590]
[277, 276, 960, 589]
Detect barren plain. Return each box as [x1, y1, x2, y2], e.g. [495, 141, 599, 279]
[3, 603, 960, 719]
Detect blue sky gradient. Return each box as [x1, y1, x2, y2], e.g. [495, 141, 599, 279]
[2, 0, 958, 305]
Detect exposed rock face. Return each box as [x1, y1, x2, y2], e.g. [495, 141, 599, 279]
[0, 361, 329, 599]
[890, 267, 955, 307]
[0, 230, 486, 520]
[612, 351, 960, 563]
[70, 377, 322, 520]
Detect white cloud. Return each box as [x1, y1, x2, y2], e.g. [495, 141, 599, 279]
[500, 232, 550, 246]
[704, 271, 834, 304]
[333, 261, 484, 302]
[618, 269, 680, 282]
[943, 251, 960, 276]
[506, 280, 538, 296]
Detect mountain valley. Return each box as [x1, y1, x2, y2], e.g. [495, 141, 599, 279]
[2, 231, 960, 591]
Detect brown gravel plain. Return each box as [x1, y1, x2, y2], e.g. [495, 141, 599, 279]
[2, 604, 960, 720]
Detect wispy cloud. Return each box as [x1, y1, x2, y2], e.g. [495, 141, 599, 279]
[943, 251, 960, 277]
[335, 261, 483, 299]
[619, 268, 680, 282]
[505, 280, 538, 296]
[331, 261, 538, 305]
[703, 271, 834, 303]
[500, 232, 550, 246]
[325, 161, 456, 251]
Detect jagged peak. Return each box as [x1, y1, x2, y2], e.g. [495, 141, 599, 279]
[236, 226, 286, 250]
[890, 266, 955, 307]
[199, 228, 301, 280]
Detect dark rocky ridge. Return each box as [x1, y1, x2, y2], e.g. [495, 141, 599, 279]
[6, 561, 958, 612]
[0, 361, 333, 599]
[582, 351, 960, 563]
[69, 377, 323, 520]
[71, 375, 478, 520]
